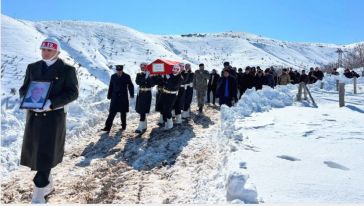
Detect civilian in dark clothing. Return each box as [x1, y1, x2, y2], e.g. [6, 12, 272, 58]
[254, 70, 264, 90]
[216, 69, 238, 107]
[331, 68, 339, 76]
[312, 67, 324, 82]
[308, 67, 315, 84]
[300, 70, 309, 84]
[238, 67, 255, 98]
[207, 69, 220, 104]
[344, 69, 360, 78]
[263, 68, 274, 88]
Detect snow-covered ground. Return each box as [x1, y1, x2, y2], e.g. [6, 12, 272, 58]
[218, 77, 364, 203]
[1, 14, 364, 203]
[1, 74, 363, 203]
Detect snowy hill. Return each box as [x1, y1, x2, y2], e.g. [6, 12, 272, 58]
[1, 14, 364, 203]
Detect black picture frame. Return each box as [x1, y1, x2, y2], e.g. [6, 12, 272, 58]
[20, 81, 52, 110]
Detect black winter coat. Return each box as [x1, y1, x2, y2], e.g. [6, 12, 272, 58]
[19, 59, 79, 170]
[254, 75, 264, 90]
[208, 73, 220, 89]
[216, 76, 238, 101]
[107, 73, 134, 113]
[135, 72, 156, 114]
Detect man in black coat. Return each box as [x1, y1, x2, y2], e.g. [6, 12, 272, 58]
[135, 63, 156, 133]
[263, 68, 275, 88]
[102, 65, 134, 132]
[19, 37, 79, 203]
[207, 69, 220, 105]
[216, 69, 238, 107]
[313, 67, 324, 81]
[182, 64, 194, 119]
[254, 70, 264, 90]
[300, 70, 309, 84]
[238, 67, 255, 98]
[160, 65, 184, 130]
[308, 67, 315, 84]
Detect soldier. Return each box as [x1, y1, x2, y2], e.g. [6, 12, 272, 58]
[101, 65, 134, 132]
[160, 65, 184, 130]
[193, 63, 209, 113]
[182, 63, 194, 119]
[135, 62, 155, 133]
[155, 74, 165, 125]
[173, 63, 187, 124]
[19, 37, 79, 203]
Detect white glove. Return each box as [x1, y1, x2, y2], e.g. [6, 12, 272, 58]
[43, 99, 52, 111]
[166, 74, 170, 79]
[145, 71, 150, 79]
[33, 99, 52, 113]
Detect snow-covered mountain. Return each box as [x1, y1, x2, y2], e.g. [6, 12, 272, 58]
[2, 14, 361, 100]
[0, 14, 362, 176]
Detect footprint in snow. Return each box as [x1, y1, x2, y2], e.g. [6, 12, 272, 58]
[239, 162, 247, 169]
[324, 161, 350, 171]
[277, 155, 301, 161]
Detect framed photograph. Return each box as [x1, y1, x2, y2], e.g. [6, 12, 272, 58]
[20, 81, 52, 110]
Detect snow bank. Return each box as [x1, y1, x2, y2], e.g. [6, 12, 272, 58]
[315, 74, 364, 91]
[221, 85, 296, 123]
[218, 84, 296, 203]
[226, 172, 258, 204]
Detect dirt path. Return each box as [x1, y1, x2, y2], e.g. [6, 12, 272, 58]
[1, 105, 229, 203]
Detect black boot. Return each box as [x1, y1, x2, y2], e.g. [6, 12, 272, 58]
[101, 127, 110, 132]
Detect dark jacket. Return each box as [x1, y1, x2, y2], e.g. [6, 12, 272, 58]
[239, 73, 255, 92]
[254, 75, 264, 90]
[107, 72, 134, 113]
[216, 76, 238, 101]
[208, 73, 220, 89]
[184, 71, 194, 111]
[263, 73, 274, 88]
[300, 74, 309, 84]
[159, 74, 184, 113]
[135, 72, 156, 114]
[313, 70, 324, 81]
[19, 59, 79, 170]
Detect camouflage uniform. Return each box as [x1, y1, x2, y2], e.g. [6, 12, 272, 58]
[193, 69, 210, 111]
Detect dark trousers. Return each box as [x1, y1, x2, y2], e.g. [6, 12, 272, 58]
[207, 87, 216, 104]
[239, 88, 247, 99]
[105, 111, 126, 129]
[183, 87, 193, 111]
[140, 113, 146, 121]
[219, 96, 233, 107]
[161, 93, 177, 122]
[33, 169, 51, 188]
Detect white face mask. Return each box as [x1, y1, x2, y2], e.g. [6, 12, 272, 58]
[42, 53, 58, 66]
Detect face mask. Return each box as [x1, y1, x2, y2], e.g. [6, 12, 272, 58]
[43, 53, 58, 66]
